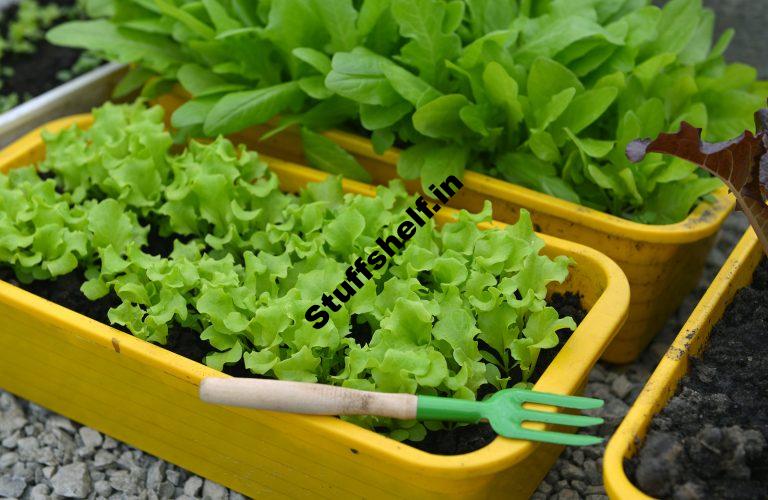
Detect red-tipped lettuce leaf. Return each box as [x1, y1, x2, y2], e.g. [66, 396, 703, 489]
[627, 107, 768, 255]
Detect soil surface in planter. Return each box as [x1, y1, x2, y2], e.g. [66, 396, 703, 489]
[0, 242, 585, 456]
[0, 0, 88, 102]
[627, 258, 768, 499]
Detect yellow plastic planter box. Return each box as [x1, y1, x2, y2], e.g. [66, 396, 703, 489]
[603, 229, 762, 499]
[154, 91, 733, 364]
[0, 115, 629, 499]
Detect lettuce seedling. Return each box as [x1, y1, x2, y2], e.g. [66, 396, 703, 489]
[0, 166, 146, 283]
[628, 106, 768, 254]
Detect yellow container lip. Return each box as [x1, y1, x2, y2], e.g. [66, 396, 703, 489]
[1, 114, 630, 480]
[603, 229, 761, 499]
[320, 129, 735, 245]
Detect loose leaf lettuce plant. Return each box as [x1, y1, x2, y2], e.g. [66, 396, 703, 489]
[49, 0, 766, 223]
[0, 102, 576, 441]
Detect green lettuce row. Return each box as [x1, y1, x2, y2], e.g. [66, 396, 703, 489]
[0, 166, 147, 283]
[0, 102, 577, 440]
[48, 0, 767, 223]
[85, 177, 573, 440]
[39, 102, 294, 257]
[39, 103, 174, 212]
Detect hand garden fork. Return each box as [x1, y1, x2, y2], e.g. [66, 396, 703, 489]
[200, 378, 604, 446]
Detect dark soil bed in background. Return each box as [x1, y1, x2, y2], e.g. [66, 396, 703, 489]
[0, 263, 585, 456]
[0, 0, 89, 102]
[627, 259, 768, 499]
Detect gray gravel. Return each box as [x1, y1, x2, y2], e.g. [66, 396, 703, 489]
[0, 390, 245, 499]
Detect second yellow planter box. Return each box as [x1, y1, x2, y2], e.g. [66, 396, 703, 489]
[603, 229, 762, 499]
[0, 114, 630, 500]
[154, 91, 732, 364]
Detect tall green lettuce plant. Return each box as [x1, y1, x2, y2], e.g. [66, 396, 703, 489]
[49, 0, 767, 223]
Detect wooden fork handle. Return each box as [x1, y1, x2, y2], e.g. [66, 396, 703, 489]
[199, 378, 418, 419]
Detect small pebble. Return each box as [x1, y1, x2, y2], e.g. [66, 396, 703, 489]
[158, 481, 176, 498]
[12, 461, 34, 482]
[51, 462, 92, 498]
[585, 383, 611, 401]
[544, 469, 560, 484]
[102, 436, 118, 450]
[583, 460, 601, 485]
[109, 469, 140, 495]
[203, 479, 229, 500]
[147, 459, 166, 489]
[571, 480, 588, 495]
[94, 479, 114, 497]
[0, 451, 18, 469]
[16, 436, 39, 461]
[33, 467, 46, 485]
[165, 469, 181, 486]
[557, 489, 580, 500]
[42, 465, 56, 479]
[29, 483, 50, 500]
[47, 416, 76, 434]
[583, 447, 602, 460]
[1, 431, 19, 448]
[37, 446, 56, 466]
[93, 450, 116, 468]
[589, 365, 607, 383]
[78, 427, 103, 448]
[610, 375, 634, 400]
[560, 463, 586, 481]
[0, 475, 26, 498]
[184, 476, 204, 496]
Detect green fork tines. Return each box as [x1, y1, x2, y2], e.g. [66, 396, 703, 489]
[416, 388, 604, 447]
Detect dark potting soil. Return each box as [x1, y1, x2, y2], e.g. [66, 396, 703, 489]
[0, 261, 586, 456]
[627, 258, 768, 500]
[0, 0, 88, 101]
